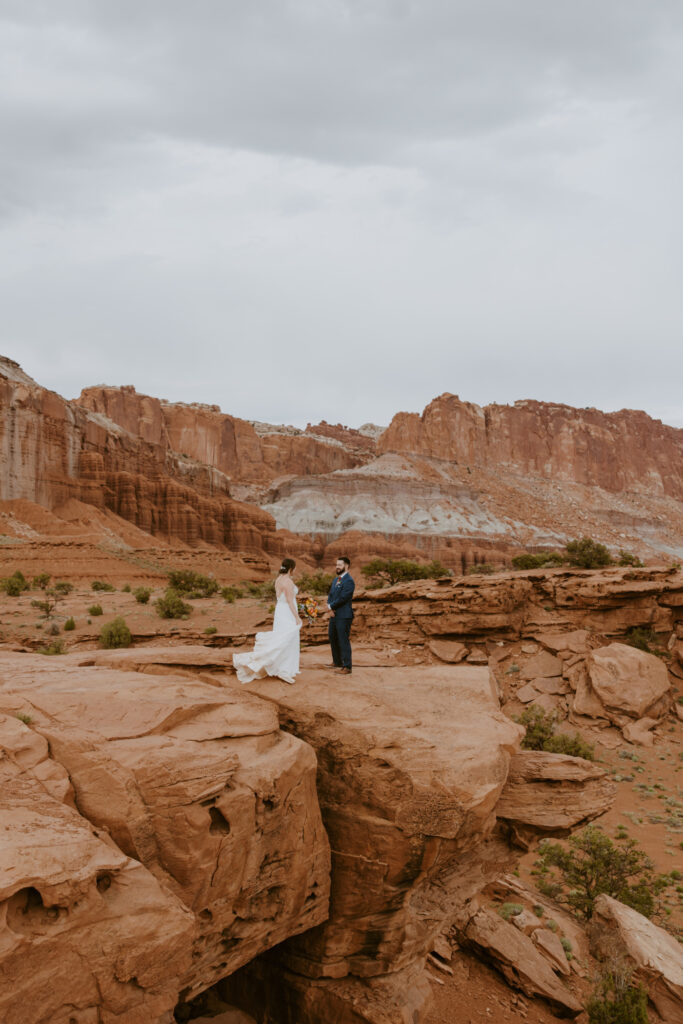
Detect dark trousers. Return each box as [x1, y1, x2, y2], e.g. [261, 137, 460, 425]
[329, 616, 352, 669]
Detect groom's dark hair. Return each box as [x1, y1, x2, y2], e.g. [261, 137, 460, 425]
[338, 555, 351, 567]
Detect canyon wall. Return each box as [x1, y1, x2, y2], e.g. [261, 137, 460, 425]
[379, 393, 683, 499]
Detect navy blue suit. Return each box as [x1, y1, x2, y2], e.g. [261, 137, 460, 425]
[328, 572, 355, 670]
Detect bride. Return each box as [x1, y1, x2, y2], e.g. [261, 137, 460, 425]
[233, 558, 302, 685]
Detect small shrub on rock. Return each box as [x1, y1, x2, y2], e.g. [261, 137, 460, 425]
[155, 588, 191, 619]
[88, 603, 103, 616]
[361, 558, 450, 587]
[565, 537, 612, 569]
[516, 706, 595, 760]
[32, 572, 51, 589]
[15, 712, 32, 725]
[122, 583, 131, 593]
[221, 585, 242, 603]
[134, 586, 151, 604]
[38, 639, 65, 656]
[617, 550, 643, 568]
[99, 616, 132, 649]
[204, 625, 217, 635]
[535, 825, 670, 920]
[31, 593, 58, 619]
[497, 902, 523, 921]
[586, 963, 649, 1024]
[54, 581, 73, 595]
[466, 563, 496, 575]
[167, 569, 218, 598]
[512, 551, 565, 570]
[297, 571, 334, 595]
[624, 626, 657, 653]
[91, 580, 115, 592]
[64, 617, 76, 631]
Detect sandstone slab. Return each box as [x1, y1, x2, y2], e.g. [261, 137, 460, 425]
[521, 652, 563, 679]
[427, 639, 468, 663]
[591, 895, 683, 1023]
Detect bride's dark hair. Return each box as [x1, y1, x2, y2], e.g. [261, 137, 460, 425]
[278, 557, 296, 575]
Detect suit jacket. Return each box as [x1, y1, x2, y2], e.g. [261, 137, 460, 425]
[328, 573, 355, 619]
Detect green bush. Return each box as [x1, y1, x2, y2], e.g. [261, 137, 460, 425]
[466, 563, 496, 575]
[99, 616, 132, 649]
[497, 902, 523, 921]
[37, 639, 65, 655]
[91, 580, 115, 592]
[134, 587, 151, 604]
[243, 580, 276, 600]
[88, 603, 104, 616]
[204, 625, 217, 635]
[15, 712, 32, 725]
[617, 550, 644, 568]
[54, 581, 73, 595]
[361, 558, 451, 587]
[31, 594, 58, 619]
[565, 537, 612, 569]
[122, 583, 131, 593]
[512, 552, 565, 570]
[624, 626, 657, 653]
[297, 571, 335, 595]
[535, 825, 670, 920]
[155, 588, 191, 619]
[63, 617, 76, 631]
[221, 585, 243, 603]
[515, 705, 595, 760]
[586, 965, 649, 1024]
[32, 572, 51, 589]
[1, 571, 29, 596]
[167, 570, 218, 598]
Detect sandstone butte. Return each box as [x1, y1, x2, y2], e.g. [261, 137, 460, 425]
[3, 355, 683, 566]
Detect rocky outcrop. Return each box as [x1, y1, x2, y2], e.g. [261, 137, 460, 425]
[379, 393, 683, 501]
[585, 642, 672, 722]
[496, 750, 616, 847]
[590, 895, 683, 1023]
[0, 652, 330, 1021]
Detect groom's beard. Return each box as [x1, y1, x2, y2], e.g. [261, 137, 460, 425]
[335, 568, 344, 575]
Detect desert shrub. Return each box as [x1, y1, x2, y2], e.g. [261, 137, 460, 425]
[38, 639, 65, 655]
[565, 537, 612, 569]
[243, 580, 276, 600]
[32, 572, 51, 589]
[167, 569, 219, 598]
[221, 585, 243, 603]
[91, 580, 115, 592]
[297, 571, 334, 595]
[31, 593, 58, 619]
[134, 587, 151, 604]
[516, 706, 595, 760]
[99, 616, 132, 649]
[586, 962, 649, 1024]
[88, 603, 103, 616]
[122, 583, 131, 592]
[1, 570, 29, 596]
[624, 626, 657, 653]
[15, 712, 32, 725]
[54, 581, 73, 595]
[560, 936, 573, 959]
[361, 558, 450, 587]
[204, 625, 217, 635]
[63, 617, 76, 630]
[617, 550, 644, 568]
[466, 563, 496, 575]
[155, 588, 191, 619]
[497, 902, 523, 921]
[512, 551, 566, 570]
[535, 825, 669, 920]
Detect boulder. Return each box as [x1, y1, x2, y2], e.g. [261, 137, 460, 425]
[587, 643, 671, 722]
[427, 639, 468, 664]
[521, 652, 563, 679]
[533, 928, 571, 976]
[496, 750, 616, 847]
[516, 682, 539, 703]
[622, 716, 658, 747]
[591, 895, 683, 1023]
[461, 907, 581, 1016]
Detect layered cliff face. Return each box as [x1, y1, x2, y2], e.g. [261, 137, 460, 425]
[379, 393, 683, 500]
[0, 358, 290, 554]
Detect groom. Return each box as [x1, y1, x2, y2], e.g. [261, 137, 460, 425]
[327, 556, 354, 674]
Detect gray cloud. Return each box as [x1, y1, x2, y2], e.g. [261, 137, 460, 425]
[1, 1, 682, 428]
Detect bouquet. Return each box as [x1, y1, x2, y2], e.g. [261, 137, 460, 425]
[298, 597, 319, 624]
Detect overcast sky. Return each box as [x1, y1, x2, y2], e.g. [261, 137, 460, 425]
[1, 1, 682, 428]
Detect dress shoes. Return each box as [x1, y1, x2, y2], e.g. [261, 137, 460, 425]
[339, 667, 352, 674]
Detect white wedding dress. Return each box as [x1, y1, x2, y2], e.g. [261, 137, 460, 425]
[233, 582, 300, 685]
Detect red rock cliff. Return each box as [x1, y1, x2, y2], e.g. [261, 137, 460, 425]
[379, 393, 683, 498]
